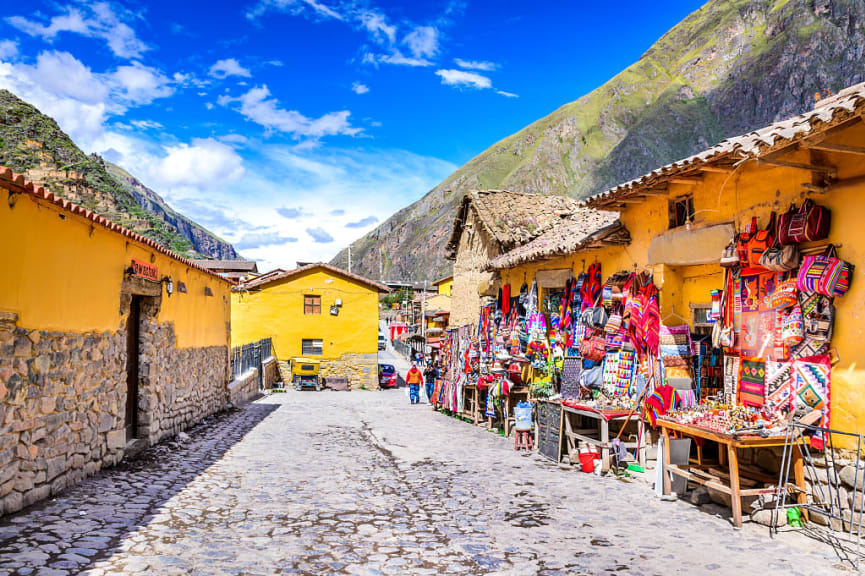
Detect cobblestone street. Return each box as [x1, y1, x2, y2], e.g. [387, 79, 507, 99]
[0, 391, 856, 576]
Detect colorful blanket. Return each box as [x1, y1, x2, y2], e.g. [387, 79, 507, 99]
[659, 324, 692, 367]
[792, 355, 831, 429]
[645, 385, 676, 427]
[739, 357, 766, 407]
[765, 360, 794, 414]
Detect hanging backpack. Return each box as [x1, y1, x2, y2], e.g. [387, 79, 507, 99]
[579, 335, 607, 362]
[736, 217, 758, 265]
[747, 212, 776, 269]
[799, 291, 834, 342]
[778, 199, 831, 245]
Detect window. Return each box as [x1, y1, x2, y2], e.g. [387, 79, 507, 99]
[690, 303, 714, 336]
[301, 339, 323, 356]
[669, 194, 695, 228]
[304, 295, 321, 315]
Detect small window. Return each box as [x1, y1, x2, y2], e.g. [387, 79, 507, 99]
[691, 303, 713, 336]
[304, 295, 321, 315]
[301, 339, 323, 355]
[669, 195, 694, 228]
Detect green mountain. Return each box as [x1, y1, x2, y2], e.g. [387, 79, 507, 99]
[332, 0, 865, 281]
[0, 89, 238, 260]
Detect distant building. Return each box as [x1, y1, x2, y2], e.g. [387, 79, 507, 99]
[199, 259, 259, 282]
[433, 275, 453, 296]
[231, 263, 390, 390]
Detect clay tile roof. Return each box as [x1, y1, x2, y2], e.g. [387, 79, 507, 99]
[583, 81, 865, 209]
[236, 262, 391, 293]
[446, 190, 582, 259]
[0, 167, 233, 284]
[487, 210, 628, 270]
[199, 260, 259, 272]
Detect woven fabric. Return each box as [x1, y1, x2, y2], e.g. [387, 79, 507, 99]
[792, 355, 831, 428]
[739, 357, 766, 407]
[644, 385, 676, 427]
[659, 324, 692, 367]
[765, 360, 793, 414]
[724, 355, 740, 402]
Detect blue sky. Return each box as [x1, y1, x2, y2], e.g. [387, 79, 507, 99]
[0, 0, 705, 269]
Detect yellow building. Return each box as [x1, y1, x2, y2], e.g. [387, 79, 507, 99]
[433, 275, 454, 296]
[485, 83, 865, 447]
[0, 167, 233, 516]
[231, 263, 390, 390]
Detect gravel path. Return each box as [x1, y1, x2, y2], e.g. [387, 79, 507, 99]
[0, 390, 856, 575]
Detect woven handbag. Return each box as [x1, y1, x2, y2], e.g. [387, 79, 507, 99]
[797, 245, 852, 297]
[778, 199, 830, 245]
[770, 279, 798, 309]
[580, 336, 607, 362]
[782, 305, 804, 346]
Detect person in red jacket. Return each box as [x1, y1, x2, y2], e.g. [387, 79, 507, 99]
[405, 363, 423, 404]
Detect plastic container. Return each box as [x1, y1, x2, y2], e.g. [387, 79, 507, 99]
[579, 451, 601, 473]
[514, 401, 533, 431]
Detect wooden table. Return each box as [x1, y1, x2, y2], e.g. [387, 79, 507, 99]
[560, 403, 646, 472]
[459, 385, 481, 425]
[657, 419, 806, 528]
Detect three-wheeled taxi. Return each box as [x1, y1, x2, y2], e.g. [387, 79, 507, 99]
[291, 357, 321, 391]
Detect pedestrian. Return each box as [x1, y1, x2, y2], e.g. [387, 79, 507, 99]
[406, 363, 423, 404]
[423, 363, 438, 402]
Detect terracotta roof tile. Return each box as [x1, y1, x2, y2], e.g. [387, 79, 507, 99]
[0, 166, 233, 284]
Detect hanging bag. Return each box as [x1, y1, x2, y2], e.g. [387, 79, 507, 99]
[799, 291, 835, 342]
[760, 230, 800, 272]
[782, 305, 805, 346]
[797, 244, 852, 297]
[736, 217, 758, 265]
[778, 199, 831, 245]
[747, 212, 776, 269]
[579, 335, 607, 362]
[770, 278, 798, 309]
[720, 237, 740, 268]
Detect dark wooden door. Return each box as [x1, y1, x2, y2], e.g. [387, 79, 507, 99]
[125, 296, 141, 442]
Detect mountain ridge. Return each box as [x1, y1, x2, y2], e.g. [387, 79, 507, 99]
[0, 89, 239, 261]
[331, 0, 865, 281]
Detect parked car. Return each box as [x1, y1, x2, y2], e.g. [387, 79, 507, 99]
[378, 334, 387, 350]
[378, 363, 397, 388]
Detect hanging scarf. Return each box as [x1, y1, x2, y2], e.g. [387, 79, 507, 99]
[502, 284, 511, 316]
[644, 384, 676, 427]
[580, 263, 602, 312]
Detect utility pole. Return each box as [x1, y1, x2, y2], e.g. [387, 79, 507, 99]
[347, 244, 352, 274]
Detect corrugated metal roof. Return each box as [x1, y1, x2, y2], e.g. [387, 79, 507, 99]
[583, 81, 865, 209]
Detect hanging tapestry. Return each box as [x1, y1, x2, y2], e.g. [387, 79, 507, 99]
[602, 351, 620, 394]
[792, 355, 831, 429]
[737, 271, 786, 360]
[765, 360, 794, 414]
[739, 356, 766, 407]
[791, 337, 828, 360]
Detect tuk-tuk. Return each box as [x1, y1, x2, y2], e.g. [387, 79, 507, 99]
[291, 357, 321, 391]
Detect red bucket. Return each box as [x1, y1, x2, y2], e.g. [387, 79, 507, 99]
[578, 452, 600, 473]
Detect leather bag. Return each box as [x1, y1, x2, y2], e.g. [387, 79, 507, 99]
[760, 238, 799, 272]
[778, 199, 831, 245]
[581, 306, 608, 331]
[747, 212, 776, 269]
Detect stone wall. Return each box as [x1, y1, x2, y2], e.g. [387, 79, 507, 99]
[450, 210, 499, 328]
[0, 310, 229, 516]
[228, 369, 260, 406]
[263, 358, 280, 388]
[138, 320, 229, 445]
[0, 312, 127, 516]
[320, 353, 379, 390]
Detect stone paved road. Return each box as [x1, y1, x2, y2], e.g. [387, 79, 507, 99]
[0, 391, 857, 575]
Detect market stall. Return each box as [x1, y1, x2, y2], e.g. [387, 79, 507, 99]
[560, 401, 646, 472]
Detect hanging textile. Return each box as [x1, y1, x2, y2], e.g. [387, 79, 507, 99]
[737, 271, 786, 360]
[738, 357, 766, 407]
[792, 354, 831, 429]
[658, 325, 693, 367]
[641, 283, 660, 358]
[502, 284, 511, 316]
[580, 263, 602, 312]
[765, 360, 794, 415]
[723, 355, 740, 403]
[644, 385, 676, 427]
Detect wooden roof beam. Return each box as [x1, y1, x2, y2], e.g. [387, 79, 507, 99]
[669, 177, 702, 185]
[803, 142, 865, 156]
[700, 165, 735, 173]
[756, 158, 837, 178]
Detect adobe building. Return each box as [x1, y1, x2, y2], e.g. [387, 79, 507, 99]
[0, 168, 233, 515]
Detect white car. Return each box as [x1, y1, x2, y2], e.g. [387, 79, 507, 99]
[378, 334, 386, 350]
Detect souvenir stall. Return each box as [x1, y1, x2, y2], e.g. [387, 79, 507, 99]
[555, 263, 658, 473]
[652, 199, 852, 527]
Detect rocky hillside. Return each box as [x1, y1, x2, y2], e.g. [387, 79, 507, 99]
[332, 0, 865, 281]
[0, 89, 238, 260]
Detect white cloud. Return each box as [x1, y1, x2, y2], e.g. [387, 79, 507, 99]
[0, 40, 18, 60]
[247, 0, 345, 21]
[130, 119, 163, 130]
[496, 90, 519, 98]
[403, 26, 438, 59]
[435, 69, 491, 89]
[8, 3, 149, 59]
[454, 58, 497, 71]
[21, 51, 109, 105]
[227, 85, 361, 138]
[111, 62, 174, 105]
[351, 82, 369, 94]
[209, 58, 251, 79]
[359, 11, 396, 45]
[150, 138, 246, 189]
[374, 51, 432, 67]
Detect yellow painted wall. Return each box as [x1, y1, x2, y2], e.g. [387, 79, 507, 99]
[0, 186, 231, 349]
[436, 278, 453, 296]
[495, 121, 865, 444]
[425, 293, 451, 313]
[231, 268, 380, 360]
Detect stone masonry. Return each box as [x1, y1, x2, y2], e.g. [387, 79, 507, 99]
[320, 352, 379, 390]
[0, 310, 229, 516]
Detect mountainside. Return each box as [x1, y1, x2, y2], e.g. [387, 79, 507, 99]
[0, 89, 238, 260]
[332, 0, 865, 281]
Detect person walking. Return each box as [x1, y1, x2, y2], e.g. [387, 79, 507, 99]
[406, 363, 423, 404]
[423, 363, 439, 403]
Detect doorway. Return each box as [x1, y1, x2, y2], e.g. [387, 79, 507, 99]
[126, 295, 141, 442]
